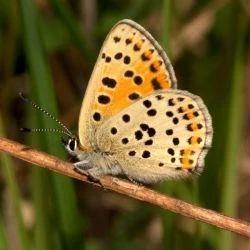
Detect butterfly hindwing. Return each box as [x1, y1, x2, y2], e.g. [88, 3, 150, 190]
[78, 19, 177, 149]
[96, 90, 212, 183]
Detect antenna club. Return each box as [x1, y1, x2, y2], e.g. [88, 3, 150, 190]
[19, 92, 29, 102]
[20, 127, 31, 132]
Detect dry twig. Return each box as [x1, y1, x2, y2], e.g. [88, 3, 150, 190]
[0, 136, 250, 237]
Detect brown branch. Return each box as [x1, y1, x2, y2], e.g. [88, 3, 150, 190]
[0, 137, 250, 237]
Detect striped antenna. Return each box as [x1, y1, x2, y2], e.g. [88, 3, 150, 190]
[19, 93, 74, 138]
[20, 127, 72, 137]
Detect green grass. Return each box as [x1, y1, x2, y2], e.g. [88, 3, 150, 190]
[0, 116, 31, 250]
[19, 0, 84, 249]
[217, 4, 247, 249]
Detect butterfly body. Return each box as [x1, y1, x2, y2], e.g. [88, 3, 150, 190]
[65, 19, 213, 184]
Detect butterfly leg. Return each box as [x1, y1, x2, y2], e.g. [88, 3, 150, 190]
[74, 160, 93, 176]
[74, 160, 93, 170]
[74, 160, 94, 177]
[74, 162, 104, 185]
[126, 176, 142, 186]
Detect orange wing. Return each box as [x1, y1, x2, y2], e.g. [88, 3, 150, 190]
[78, 19, 177, 150]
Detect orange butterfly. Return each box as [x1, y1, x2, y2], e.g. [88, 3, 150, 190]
[63, 19, 213, 183]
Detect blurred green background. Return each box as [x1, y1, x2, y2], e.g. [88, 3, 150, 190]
[0, 0, 250, 250]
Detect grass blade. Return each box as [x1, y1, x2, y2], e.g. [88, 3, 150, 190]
[19, 0, 84, 249]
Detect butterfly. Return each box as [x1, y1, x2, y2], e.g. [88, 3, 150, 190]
[63, 19, 213, 184]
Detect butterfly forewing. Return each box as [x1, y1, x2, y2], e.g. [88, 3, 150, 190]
[78, 19, 177, 149]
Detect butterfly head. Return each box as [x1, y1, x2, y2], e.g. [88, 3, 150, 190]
[62, 136, 80, 157]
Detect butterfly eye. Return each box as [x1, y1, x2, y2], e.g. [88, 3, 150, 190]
[69, 138, 76, 151]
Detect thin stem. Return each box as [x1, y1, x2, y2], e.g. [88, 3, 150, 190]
[0, 137, 250, 238]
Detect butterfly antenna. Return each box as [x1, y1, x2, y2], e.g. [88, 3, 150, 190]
[19, 92, 74, 137]
[20, 127, 72, 137]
